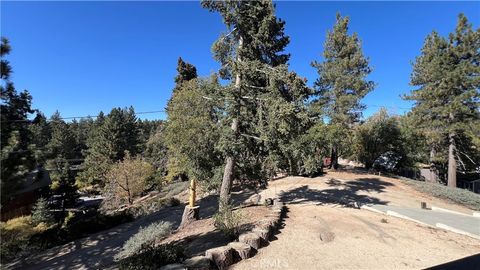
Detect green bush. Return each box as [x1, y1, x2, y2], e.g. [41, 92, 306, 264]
[31, 198, 54, 226]
[288, 123, 327, 177]
[0, 216, 47, 262]
[166, 197, 181, 207]
[128, 196, 182, 218]
[402, 178, 480, 211]
[160, 181, 188, 198]
[118, 243, 184, 270]
[213, 203, 243, 240]
[115, 221, 172, 261]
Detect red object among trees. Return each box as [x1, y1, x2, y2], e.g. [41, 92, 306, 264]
[323, 157, 332, 167]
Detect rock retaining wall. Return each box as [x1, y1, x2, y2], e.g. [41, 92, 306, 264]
[160, 198, 285, 270]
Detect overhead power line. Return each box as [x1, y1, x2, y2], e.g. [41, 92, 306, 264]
[2, 101, 412, 124]
[3, 110, 167, 123]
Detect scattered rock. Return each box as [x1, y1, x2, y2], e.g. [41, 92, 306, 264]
[319, 231, 335, 242]
[264, 198, 274, 206]
[183, 256, 211, 270]
[205, 246, 234, 270]
[228, 242, 255, 261]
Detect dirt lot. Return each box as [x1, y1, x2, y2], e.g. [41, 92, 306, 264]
[233, 171, 480, 269]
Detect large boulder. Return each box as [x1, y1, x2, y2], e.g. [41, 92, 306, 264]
[256, 218, 275, 232]
[228, 242, 256, 261]
[205, 246, 233, 270]
[238, 232, 262, 250]
[252, 227, 270, 242]
[264, 213, 281, 229]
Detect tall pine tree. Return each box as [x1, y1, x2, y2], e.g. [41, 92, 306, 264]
[76, 107, 140, 189]
[203, 0, 309, 209]
[1, 37, 36, 203]
[47, 111, 77, 160]
[405, 14, 480, 187]
[312, 13, 374, 169]
[174, 57, 198, 85]
[29, 112, 52, 166]
[165, 75, 223, 211]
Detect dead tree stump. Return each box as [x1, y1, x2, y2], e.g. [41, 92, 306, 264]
[179, 205, 199, 229]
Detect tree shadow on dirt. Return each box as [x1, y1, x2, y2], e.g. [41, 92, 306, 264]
[280, 177, 393, 208]
[196, 189, 257, 220]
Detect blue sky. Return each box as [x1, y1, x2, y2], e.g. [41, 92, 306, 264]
[2, 1, 479, 120]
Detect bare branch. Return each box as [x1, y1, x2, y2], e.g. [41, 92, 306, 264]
[456, 155, 467, 171]
[240, 133, 264, 141]
[456, 149, 478, 166]
[241, 95, 266, 101]
[221, 27, 237, 41]
[244, 84, 267, 90]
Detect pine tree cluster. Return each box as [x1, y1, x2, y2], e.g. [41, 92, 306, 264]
[1, 2, 478, 214]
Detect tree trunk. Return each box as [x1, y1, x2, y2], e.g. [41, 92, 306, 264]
[126, 178, 132, 205]
[365, 162, 372, 170]
[219, 133, 236, 207]
[179, 205, 200, 229]
[329, 146, 338, 170]
[328, 147, 333, 169]
[447, 133, 457, 188]
[428, 147, 438, 183]
[219, 36, 243, 211]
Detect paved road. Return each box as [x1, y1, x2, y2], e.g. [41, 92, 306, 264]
[366, 204, 480, 238]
